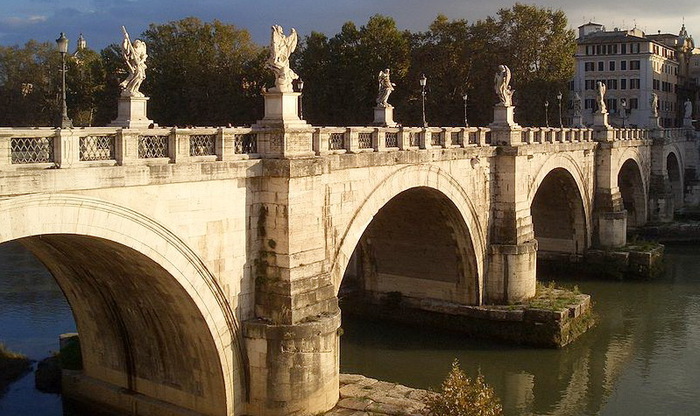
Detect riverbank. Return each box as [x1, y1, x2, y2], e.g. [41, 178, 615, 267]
[0, 343, 32, 394]
[325, 374, 428, 416]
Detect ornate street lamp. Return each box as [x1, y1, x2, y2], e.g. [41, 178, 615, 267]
[420, 73, 427, 127]
[545, 100, 549, 128]
[55, 33, 72, 129]
[621, 98, 627, 128]
[463, 93, 469, 127]
[557, 91, 563, 128]
[297, 78, 304, 119]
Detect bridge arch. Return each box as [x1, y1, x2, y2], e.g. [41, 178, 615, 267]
[617, 158, 648, 227]
[666, 149, 684, 207]
[528, 155, 592, 254]
[331, 165, 486, 305]
[0, 194, 241, 416]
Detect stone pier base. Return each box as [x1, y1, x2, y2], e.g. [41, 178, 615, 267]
[109, 96, 153, 129]
[597, 210, 627, 248]
[487, 241, 538, 303]
[244, 310, 341, 416]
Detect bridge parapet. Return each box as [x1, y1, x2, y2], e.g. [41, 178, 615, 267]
[312, 126, 493, 155]
[0, 126, 261, 171]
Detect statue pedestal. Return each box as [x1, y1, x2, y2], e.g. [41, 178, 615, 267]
[593, 111, 609, 128]
[109, 96, 153, 129]
[256, 90, 307, 128]
[684, 118, 694, 128]
[490, 104, 519, 128]
[648, 116, 661, 129]
[372, 105, 398, 127]
[572, 115, 584, 128]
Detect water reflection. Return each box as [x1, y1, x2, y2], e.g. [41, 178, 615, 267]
[341, 245, 700, 416]
[1, 242, 699, 415]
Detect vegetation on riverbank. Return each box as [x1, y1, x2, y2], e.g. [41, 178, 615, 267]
[425, 359, 502, 416]
[0, 343, 32, 393]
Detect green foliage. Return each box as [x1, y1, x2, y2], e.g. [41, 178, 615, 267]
[530, 281, 582, 311]
[142, 17, 266, 126]
[425, 360, 503, 416]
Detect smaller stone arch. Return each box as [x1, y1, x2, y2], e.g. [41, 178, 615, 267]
[528, 154, 593, 253]
[331, 165, 486, 305]
[0, 194, 243, 416]
[617, 158, 648, 227]
[665, 150, 684, 207]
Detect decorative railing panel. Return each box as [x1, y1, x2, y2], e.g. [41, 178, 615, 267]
[451, 132, 461, 146]
[409, 132, 420, 147]
[385, 132, 398, 148]
[190, 134, 216, 156]
[138, 135, 169, 159]
[329, 133, 344, 150]
[469, 131, 478, 145]
[358, 132, 373, 149]
[80, 135, 115, 161]
[234, 133, 257, 154]
[431, 132, 441, 147]
[11, 137, 54, 164]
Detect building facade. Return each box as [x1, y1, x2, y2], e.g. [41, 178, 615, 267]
[573, 22, 696, 128]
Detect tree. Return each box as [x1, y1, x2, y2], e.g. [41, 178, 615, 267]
[424, 360, 503, 416]
[0, 40, 60, 126]
[141, 17, 266, 126]
[296, 15, 411, 126]
[67, 47, 108, 126]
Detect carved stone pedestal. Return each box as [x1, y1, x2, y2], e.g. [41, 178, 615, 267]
[490, 104, 519, 128]
[256, 90, 307, 128]
[572, 114, 584, 128]
[109, 96, 153, 129]
[372, 105, 398, 127]
[684, 118, 694, 128]
[593, 111, 609, 128]
[648, 116, 661, 129]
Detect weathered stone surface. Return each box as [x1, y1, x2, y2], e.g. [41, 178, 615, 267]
[328, 375, 427, 416]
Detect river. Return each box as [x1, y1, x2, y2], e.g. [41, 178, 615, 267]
[1, 241, 699, 415]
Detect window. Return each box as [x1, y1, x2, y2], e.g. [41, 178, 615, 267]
[630, 60, 640, 70]
[630, 79, 640, 89]
[585, 80, 595, 90]
[609, 61, 616, 71]
[621, 44, 627, 54]
[653, 79, 660, 90]
[621, 61, 627, 70]
[631, 43, 640, 53]
[585, 62, 595, 71]
[606, 98, 618, 112]
[598, 61, 604, 71]
[629, 98, 638, 109]
[585, 99, 595, 109]
[596, 45, 602, 55]
[608, 79, 618, 89]
[621, 79, 627, 89]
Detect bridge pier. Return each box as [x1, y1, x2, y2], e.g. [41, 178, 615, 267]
[594, 141, 628, 248]
[487, 121, 537, 303]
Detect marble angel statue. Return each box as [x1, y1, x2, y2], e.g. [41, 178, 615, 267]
[266, 25, 299, 92]
[596, 81, 607, 113]
[119, 26, 147, 97]
[376, 68, 395, 107]
[494, 65, 513, 106]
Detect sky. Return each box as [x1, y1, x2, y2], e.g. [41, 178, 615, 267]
[0, 0, 699, 51]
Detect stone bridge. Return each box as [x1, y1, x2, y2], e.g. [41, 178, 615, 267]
[0, 115, 698, 415]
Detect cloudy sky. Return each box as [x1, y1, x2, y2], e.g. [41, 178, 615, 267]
[0, 0, 698, 50]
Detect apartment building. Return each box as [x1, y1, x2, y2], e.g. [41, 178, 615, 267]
[573, 22, 696, 128]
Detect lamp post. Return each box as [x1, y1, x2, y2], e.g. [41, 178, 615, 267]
[621, 98, 627, 128]
[557, 91, 563, 128]
[420, 73, 427, 127]
[55, 33, 72, 129]
[297, 78, 304, 119]
[545, 100, 549, 127]
[463, 93, 469, 127]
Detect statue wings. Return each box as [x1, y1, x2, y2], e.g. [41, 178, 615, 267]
[270, 25, 297, 63]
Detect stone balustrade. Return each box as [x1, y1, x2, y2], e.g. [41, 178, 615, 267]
[0, 124, 687, 171]
[0, 126, 260, 170]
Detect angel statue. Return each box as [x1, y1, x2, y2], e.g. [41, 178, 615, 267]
[573, 92, 582, 117]
[596, 81, 607, 113]
[650, 93, 659, 118]
[494, 65, 513, 106]
[376, 68, 395, 107]
[119, 26, 147, 97]
[684, 98, 692, 119]
[266, 25, 299, 92]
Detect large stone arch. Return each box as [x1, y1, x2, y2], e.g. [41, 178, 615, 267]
[528, 155, 592, 254]
[0, 194, 242, 416]
[331, 165, 486, 304]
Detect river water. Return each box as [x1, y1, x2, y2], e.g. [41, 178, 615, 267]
[1, 241, 699, 416]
